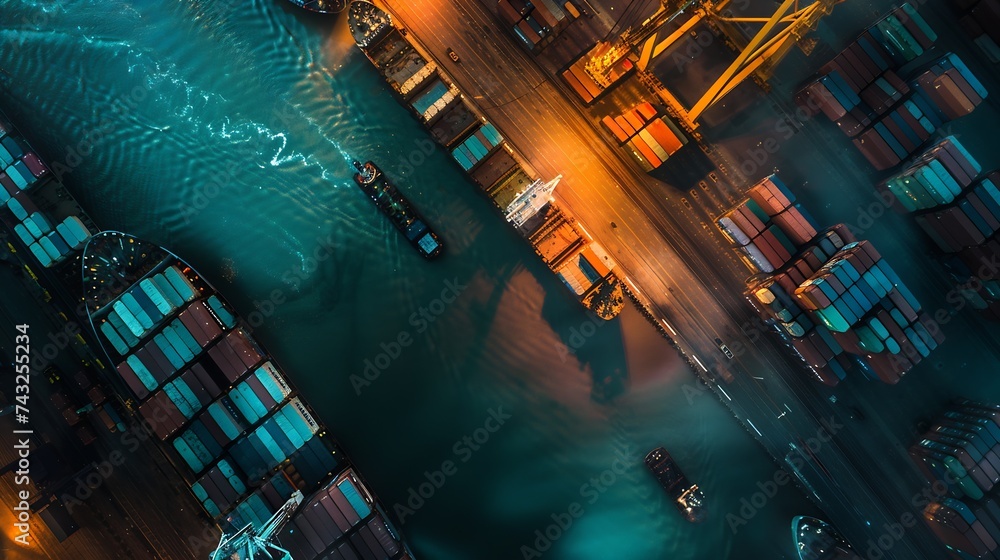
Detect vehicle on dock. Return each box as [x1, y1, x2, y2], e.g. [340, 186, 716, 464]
[352, 160, 443, 259]
[644, 447, 706, 522]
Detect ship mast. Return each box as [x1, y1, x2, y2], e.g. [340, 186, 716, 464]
[505, 175, 562, 229]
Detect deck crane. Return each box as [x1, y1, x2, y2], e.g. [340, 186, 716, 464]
[581, 0, 842, 132]
[209, 490, 304, 560]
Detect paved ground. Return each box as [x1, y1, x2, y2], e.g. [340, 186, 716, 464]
[373, 0, 957, 555]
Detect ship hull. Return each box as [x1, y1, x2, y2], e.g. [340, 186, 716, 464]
[353, 161, 443, 259]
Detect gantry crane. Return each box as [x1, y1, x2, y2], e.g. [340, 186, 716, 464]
[209, 491, 303, 560]
[582, 0, 842, 131]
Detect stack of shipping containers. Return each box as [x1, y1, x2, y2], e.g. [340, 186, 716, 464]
[880, 137, 1000, 320]
[451, 122, 504, 171]
[84, 233, 411, 559]
[910, 399, 1000, 558]
[0, 127, 95, 269]
[496, 0, 571, 51]
[600, 103, 687, 171]
[0, 120, 97, 276]
[792, 3, 992, 170]
[719, 175, 941, 386]
[953, 0, 1000, 62]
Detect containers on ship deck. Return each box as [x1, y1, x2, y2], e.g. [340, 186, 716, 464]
[451, 122, 503, 171]
[276, 469, 408, 560]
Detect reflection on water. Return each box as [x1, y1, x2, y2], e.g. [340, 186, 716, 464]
[0, 1, 816, 558]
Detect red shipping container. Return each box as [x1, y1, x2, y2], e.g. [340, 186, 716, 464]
[840, 47, 876, 86]
[736, 202, 767, 234]
[20, 152, 49, 179]
[117, 361, 150, 400]
[927, 74, 976, 120]
[636, 102, 658, 120]
[624, 110, 644, 132]
[835, 113, 865, 137]
[854, 129, 900, 170]
[644, 119, 684, 155]
[562, 69, 593, 103]
[896, 104, 931, 143]
[630, 135, 661, 166]
[773, 207, 818, 246]
[601, 116, 629, 142]
[614, 115, 635, 136]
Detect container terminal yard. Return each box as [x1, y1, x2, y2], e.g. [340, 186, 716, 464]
[5, 0, 1000, 558]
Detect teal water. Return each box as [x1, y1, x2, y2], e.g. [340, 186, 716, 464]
[0, 1, 818, 558]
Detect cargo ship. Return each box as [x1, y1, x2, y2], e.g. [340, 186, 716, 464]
[352, 160, 442, 259]
[81, 231, 415, 559]
[791, 516, 861, 559]
[644, 447, 706, 522]
[349, 0, 624, 319]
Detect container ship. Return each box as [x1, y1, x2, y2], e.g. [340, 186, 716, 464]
[791, 516, 861, 559]
[643, 447, 706, 523]
[352, 160, 442, 259]
[348, 0, 624, 319]
[908, 399, 1000, 558]
[80, 231, 414, 559]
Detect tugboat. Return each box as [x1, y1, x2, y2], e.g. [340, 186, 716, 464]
[792, 516, 862, 559]
[644, 447, 706, 522]
[352, 160, 443, 259]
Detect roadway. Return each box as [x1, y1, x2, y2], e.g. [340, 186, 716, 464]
[375, 0, 944, 556]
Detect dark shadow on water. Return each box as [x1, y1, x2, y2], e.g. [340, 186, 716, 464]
[539, 292, 631, 403]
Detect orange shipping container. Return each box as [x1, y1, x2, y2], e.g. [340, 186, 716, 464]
[636, 102, 658, 121]
[643, 118, 684, 156]
[624, 110, 644, 132]
[601, 116, 629, 142]
[562, 70, 594, 103]
[569, 63, 603, 99]
[614, 115, 635, 136]
[629, 136, 661, 167]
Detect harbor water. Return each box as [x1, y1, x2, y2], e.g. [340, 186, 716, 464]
[0, 1, 818, 558]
